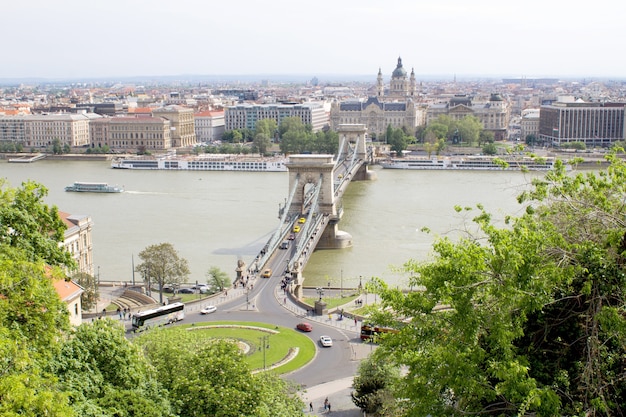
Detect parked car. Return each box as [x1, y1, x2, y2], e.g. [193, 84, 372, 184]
[178, 288, 194, 294]
[319, 335, 333, 347]
[297, 322, 313, 332]
[200, 305, 217, 314]
[192, 284, 208, 290]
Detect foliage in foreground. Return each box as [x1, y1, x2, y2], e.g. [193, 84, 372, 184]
[369, 155, 626, 416]
[137, 327, 305, 417]
[0, 179, 304, 417]
[352, 351, 402, 416]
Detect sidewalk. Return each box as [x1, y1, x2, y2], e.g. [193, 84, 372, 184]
[300, 377, 362, 416]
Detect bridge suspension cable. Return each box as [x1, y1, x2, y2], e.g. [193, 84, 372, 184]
[250, 173, 300, 274]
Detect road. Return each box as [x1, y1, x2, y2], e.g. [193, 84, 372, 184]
[181, 269, 363, 390]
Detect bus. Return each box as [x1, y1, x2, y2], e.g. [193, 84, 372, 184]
[131, 302, 185, 332]
[360, 323, 398, 342]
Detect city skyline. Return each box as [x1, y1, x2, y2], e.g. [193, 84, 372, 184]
[3, 0, 626, 82]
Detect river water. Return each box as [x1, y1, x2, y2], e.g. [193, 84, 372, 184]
[1, 159, 538, 289]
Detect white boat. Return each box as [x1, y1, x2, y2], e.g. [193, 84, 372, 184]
[111, 154, 288, 172]
[381, 156, 560, 171]
[65, 182, 124, 193]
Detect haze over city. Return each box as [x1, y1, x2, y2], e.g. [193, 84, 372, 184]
[4, 0, 626, 82]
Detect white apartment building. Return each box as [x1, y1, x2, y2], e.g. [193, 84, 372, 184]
[225, 102, 328, 132]
[194, 110, 225, 143]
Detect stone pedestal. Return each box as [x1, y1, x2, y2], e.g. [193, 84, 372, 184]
[314, 300, 327, 316]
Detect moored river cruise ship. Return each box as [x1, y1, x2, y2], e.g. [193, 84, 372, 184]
[381, 155, 561, 171]
[111, 154, 288, 172]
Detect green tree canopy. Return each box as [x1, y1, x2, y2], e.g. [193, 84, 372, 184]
[137, 327, 305, 417]
[352, 350, 402, 416]
[135, 242, 190, 304]
[371, 154, 626, 416]
[206, 266, 231, 292]
[50, 319, 171, 417]
[0, 179, 73, 267]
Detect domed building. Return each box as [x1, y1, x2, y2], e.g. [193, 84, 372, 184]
[377, 57, 417, 100]
[330, 57, 424, 138]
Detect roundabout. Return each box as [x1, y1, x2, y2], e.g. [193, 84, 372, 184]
[144, 321, 317, 374]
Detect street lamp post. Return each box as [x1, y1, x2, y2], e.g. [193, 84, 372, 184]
[316, 287, 324, 301]
[96, 266, 100, 312]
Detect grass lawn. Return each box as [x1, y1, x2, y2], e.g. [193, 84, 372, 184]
[182, 321, 316, 374]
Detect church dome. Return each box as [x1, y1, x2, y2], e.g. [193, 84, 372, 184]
[392, 57, 407, 78]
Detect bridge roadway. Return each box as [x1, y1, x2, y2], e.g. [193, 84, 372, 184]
[247, 151, 368, 292]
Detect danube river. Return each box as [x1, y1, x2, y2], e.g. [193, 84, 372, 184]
[2, 159, 540, 288]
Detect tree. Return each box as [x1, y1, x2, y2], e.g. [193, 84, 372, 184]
[388, 128, 408, 156]
[50, 319, 171, 417]
[206, 266, 231, 292]
[135, 242, 190, 304]
[52, 138, 62, 154]
[372, 155, 626, 416]
[455, 115, 482, 145]
[482, 141, 498, 155]
[0, 179, 74, 267]
[253, 132, 271, 155]
[352, 351, 402, 416]
[0, 246, 74, 416]
[72, 271, 98, 311]
[137, 328, 305, 417]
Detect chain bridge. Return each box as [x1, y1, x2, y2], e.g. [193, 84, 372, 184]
[244, 124, 374, 298]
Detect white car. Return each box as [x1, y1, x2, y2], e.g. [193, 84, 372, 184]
[200, 305, 217, 315]
[319, 335, 333, 347]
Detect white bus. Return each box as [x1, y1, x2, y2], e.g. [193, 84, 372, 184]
[131, 302, 184, 332]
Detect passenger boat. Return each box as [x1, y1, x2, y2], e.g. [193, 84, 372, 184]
[111, 154, 288, 172]
[64, 182, 124, 193]
[381, 155, 560, 171]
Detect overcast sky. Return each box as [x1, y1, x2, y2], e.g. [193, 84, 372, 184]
[3, 0, 625, 81]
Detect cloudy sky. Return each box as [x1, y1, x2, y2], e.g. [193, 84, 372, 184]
[3, 0, 625, 80]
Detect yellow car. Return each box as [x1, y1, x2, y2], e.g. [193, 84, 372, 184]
[298, 217, 306, 224]
[261, 268, 272, 278]
[293, 225, 301, 233]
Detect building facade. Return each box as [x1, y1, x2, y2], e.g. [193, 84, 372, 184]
[152, 105, 197, 147]
[538, 98, 625, 147]
[90, 116, 172, 152]
[59, 212, 94, 277]
[329, 97, 422, 137]
[195, 110, 225, 143]
[520, 109, 540, 141]
[426, 94, 510, 141]
[225, 102, 328, 132]
[329, 57, 423, 138]
[0, 113, 97, 148]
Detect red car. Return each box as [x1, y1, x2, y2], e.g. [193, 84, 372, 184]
[297, 322, 313, 332]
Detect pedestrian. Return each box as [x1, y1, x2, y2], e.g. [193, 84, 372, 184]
[328, 402, 331, 412]
[324, 397, 328, 410]
[354, 317, 357, 326]
[309, 402, 313, 412]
